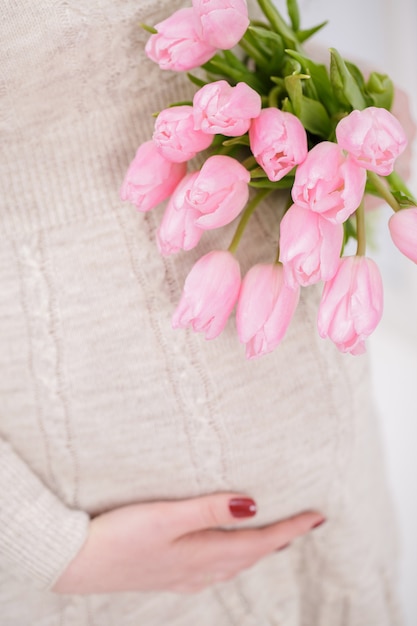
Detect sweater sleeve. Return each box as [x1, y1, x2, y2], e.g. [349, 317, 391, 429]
[0, 437, 90, 590]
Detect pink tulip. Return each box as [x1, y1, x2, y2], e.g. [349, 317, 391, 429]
[279, 204, 344, 288]
[291, 142, 366, 224]
[153, 106, 213, 163]
[249, 108, 308, 182]
[192, 0, 249, 49]
[388, 207, 417, 264]
[120, 141, 186, 212]
[193, 80, 262, 137]
[157, 173, 204, 256]
[317, 256, 384, 355]
[186, 155, 250, 229]
[172, 250, 241, 339]
[145, 8, 217, 72]
[236, 263, 300, 359]
[336, 107, 408, 176]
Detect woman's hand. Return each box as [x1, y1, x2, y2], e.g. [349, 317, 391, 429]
[53, 493, 325, 595]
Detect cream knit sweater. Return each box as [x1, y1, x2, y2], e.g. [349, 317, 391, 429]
[0, 1, 403, 624]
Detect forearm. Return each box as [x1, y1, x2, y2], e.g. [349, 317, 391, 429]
[0, 437, 89, 590]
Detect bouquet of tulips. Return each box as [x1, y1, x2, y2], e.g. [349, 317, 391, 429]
[120, 0, 417, 358]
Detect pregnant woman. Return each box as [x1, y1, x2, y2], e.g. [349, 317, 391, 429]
[0, 1, 403, 624]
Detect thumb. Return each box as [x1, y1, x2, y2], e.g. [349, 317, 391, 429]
[168, 493, 257, 534]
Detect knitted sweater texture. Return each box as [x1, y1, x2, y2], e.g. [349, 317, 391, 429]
[0, 1, 403, 624]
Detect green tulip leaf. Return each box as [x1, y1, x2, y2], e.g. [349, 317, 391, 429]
[285, 49, 339, 114]
[342, 218, 357, 250]
[202, 57, 264, 92]
[281, 97, 294, 113]
[248, 25, 285, 51]
[249, 174, 295, 189]
[286, 0, 300, 32]
[366, 72, 394, 110]
[345, 61, 366, 91]
[282, 56, 302, 77]
[296, 20, 328, 43]
[222, 136, 250, 147]
[391, 192, 417, 208]
[285, 74, 331, 136]
[298, 96, 332, 137]
[284, 74, 304, 113]
[257, 0, 300, 50]
[330, 48, 367, 110]
[140, 23, 158, 35]
[187, 74, 208, 88]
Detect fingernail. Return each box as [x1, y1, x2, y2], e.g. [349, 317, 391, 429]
[229, 498, 257, 518]
[312, 518, 326, 530]
[276, 542, 291, 552]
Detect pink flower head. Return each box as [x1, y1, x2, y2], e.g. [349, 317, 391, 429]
[249, 108, 308, 182]
[291, 141, 366, 224]
[279, 204, 344, 288]
[157, 173, 204, 256]
[388, 207, 417, 264]
[192, 0, 249, 50]
[153, 105, 213, 163]
[336, 107, 408, 176]
[236, 263, 300, 359]
[145, 8, 217, 72]
[193, 80, 262, 137]
[172, 250, 241, 339]
[317, 256, 384, 355]
[186, 155, 250, 229]
[120, 141, 186, 212]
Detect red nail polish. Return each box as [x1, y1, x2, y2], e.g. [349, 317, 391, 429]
[312, 518, 326, 530]
[229, 498, 257, 518]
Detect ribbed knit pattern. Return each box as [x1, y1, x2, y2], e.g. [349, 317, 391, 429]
[0, 440, 89, 589]
[0, 1, 403, 624]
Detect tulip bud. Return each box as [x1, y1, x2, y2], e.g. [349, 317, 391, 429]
[279, 204, 344, 287]
[388, 207, 417, 264]
[153, 106, 213, 163]
[157, 173, 204, 256]
[236, 263, 300, 359]
[120, 141, 186, 212]
[192, 0, 249, 50]
[186, 155, 250, 229]
[336, 107, 407, 176]
[291, 142, 366, 224]
[193, 80, 262, 137]
[249, 108, 308, 182]
[145, 8, 217, 72]
[172, 250, 241, 339]
[318, 256, 384, 355]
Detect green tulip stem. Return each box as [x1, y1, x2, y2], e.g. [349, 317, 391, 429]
[355, 200, 366, 256]
[242, 155, 257, 170]
[367, 171, 401, 212]
[228, 189, 272, 254]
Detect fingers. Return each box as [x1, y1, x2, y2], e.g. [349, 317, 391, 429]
[254, 510, 326, 553]
[173, 511, 325, 593]
[193, 510, 325, 564]
[166, 492, 257, 535]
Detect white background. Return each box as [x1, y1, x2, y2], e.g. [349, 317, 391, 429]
[272, 1, 417, 623]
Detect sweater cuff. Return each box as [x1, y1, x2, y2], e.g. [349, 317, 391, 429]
[0, 438, 90, 590]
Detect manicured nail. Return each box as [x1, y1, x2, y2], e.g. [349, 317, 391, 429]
[229, 498, 257, 518]
[312, 518, 326, 530]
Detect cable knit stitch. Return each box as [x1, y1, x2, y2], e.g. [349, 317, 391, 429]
[0, 0, 403, 624]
